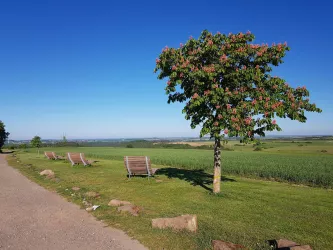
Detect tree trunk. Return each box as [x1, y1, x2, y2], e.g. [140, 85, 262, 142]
[213, 137, 221, 193]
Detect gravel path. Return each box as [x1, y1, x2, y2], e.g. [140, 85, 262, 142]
[0, 154, 147, 250]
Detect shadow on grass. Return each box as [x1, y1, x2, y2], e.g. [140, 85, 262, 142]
[156, 168, 236, 192]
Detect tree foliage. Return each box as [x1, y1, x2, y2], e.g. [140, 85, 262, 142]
[30, 136, 42, 148]
[0, 121, 10, 151]
[154, 30, 321, 141]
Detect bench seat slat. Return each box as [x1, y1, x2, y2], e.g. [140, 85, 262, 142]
[67, 153, 92, 166]
[124, 156, 152, 178]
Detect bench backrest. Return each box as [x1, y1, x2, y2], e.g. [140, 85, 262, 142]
[67, 152, 89, 166]
[45, 151, 57, 160]
[124, 156, 152, 177]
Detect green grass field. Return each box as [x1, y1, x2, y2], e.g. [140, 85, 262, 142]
[7, 150, 333, 250]
[26, 140, 333, 188]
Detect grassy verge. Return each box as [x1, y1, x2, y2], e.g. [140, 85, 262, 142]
[6, 151, 333, 249]
[26, 146, 333, 188]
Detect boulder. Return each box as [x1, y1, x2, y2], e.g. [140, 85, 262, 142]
[117, 204, 140, 216]
[40, 170, 55, 178]
[275, 239, 299, 248]
[108, 199, 131, 207]
[212, 240, 246, 250]
[72, 187, 80, 191]
[151, 214, 197, 232]
[85, 191, 100, 198]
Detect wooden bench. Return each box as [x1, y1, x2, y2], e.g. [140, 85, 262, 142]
[124, 156, 153, 178]
[67, 152, 93, 166]
[45, 151, 60, 160]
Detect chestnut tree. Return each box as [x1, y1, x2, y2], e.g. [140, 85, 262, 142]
[154, 30, 321, 193]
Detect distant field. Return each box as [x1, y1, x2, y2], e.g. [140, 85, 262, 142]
[166, 139, 333, 154]
[29, 140, 333, 188]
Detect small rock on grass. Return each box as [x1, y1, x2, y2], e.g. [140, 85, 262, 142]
[86, 205, 100, 212]
[40, 170, 55, 178]
[86, 207, 94, 212]
[108, 199, 131, 207]
[72, 187, 80, 191]
[273, 239, 299, 248]
[152, 214, 197, 232]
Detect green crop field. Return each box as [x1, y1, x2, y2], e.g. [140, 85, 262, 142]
[27, 140, 333, 188]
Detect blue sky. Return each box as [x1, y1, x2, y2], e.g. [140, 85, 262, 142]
[1, 0, 332, 140]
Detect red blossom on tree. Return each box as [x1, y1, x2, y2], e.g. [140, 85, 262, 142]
[154, 30, 322, 193]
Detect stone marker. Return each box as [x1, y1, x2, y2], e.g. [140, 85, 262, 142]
[151, 214, 197, 232]
[108, 199, 131, 207]
[212, 240, 246, 250]
[117, 204, 140, 216]
[72, 187, 80, 191]
[39, 170, 55, 178]
[85, 191, 100, 198]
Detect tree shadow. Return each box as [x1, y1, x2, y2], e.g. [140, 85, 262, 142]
[156, 168, 236, 192]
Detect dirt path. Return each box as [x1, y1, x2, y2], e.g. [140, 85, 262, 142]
[0, 154, 147, 250]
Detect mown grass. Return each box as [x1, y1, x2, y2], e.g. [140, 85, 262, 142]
[7, 152, 333, 250]
[27, 144, 333, 188]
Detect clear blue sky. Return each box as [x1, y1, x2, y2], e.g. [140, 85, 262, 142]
[1, 0, 332, 139]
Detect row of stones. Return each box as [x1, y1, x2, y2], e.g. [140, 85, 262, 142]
[40, 170, 312, 250]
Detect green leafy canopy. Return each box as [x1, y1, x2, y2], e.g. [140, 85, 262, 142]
[0, 120, 10, 149]
[154, 30, 321, 142]
[31, 135, 42, 148]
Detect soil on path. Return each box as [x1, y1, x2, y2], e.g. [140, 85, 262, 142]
[0, 154, 147, 250]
